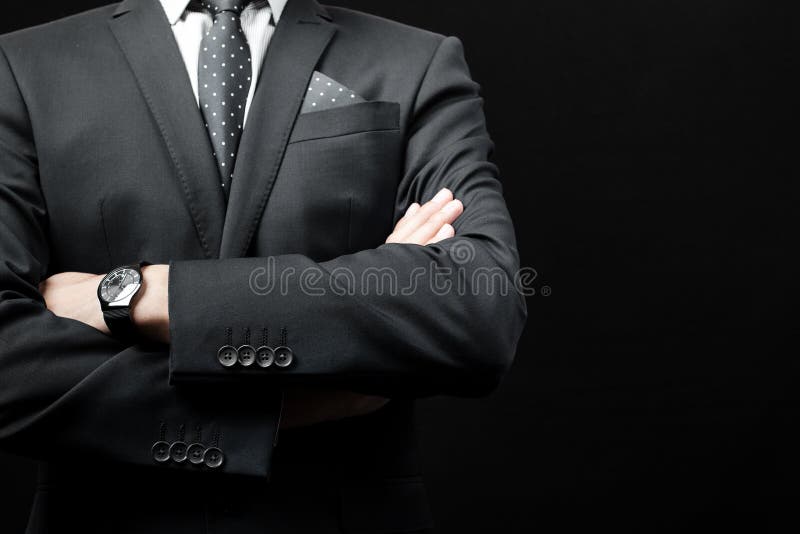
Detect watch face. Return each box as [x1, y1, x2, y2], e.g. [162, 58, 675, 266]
[99, 267, 141, 303]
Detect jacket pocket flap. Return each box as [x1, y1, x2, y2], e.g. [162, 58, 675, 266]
[289, 101, 400, 144]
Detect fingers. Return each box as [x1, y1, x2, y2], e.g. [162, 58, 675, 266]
[401, 188, 452, 240]
[426, 223, 455, 244]
[387, 188, 465, 245]
[406, 198, 463, 245]
[389, 202, 420, 239]
[386, 188, 453, 243]
[405, 202, 420, 218]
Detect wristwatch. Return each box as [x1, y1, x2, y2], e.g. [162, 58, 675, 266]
[97, 262, 147, 341]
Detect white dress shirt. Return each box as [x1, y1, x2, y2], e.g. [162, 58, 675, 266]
[158, 0, 287, 124]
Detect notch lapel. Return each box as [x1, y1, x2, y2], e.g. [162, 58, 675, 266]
[219, 0, 337, 258]
[109, 0, 226, 259]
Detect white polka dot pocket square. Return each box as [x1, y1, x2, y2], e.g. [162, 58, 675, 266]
[301, 71, 365, 114]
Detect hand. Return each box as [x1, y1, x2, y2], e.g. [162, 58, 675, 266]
[280, 388, 390, 429]
[39, 271, 108, 333]
[284, 189, 465, 428]
[386, 187, 463, 245]
[39, 265, 170, 343]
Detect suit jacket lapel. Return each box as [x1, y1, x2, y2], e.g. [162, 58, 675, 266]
[109, 0, 226, 259]
[219, 0, 337, 258]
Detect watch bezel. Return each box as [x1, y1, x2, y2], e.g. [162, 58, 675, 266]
[97, 265, 143, 308]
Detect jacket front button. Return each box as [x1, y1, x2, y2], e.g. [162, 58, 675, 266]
[237, 345, 256, 367]
[256, 346, 274, 368]
[169, 441, 188, 463]
[151, 441, 170, 463]
[274, 346, 294, 368]
[187, 443, 205, 465]
[217, 345, 238, 367]
[204, 447, 225, 468]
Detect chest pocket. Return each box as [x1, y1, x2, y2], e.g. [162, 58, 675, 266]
[288, 101, 400, 144]
[251, 101, 403, 261]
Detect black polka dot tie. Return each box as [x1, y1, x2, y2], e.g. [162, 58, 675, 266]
[197, 0, 253, 195]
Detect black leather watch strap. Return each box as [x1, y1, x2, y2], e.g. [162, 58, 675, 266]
[103, 306, 138, 342]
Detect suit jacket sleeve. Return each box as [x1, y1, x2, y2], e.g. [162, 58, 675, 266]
[0, 44, 280, 477]
[169, 36, 528, 397]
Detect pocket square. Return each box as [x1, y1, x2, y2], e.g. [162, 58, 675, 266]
[301, 71, 365, 114]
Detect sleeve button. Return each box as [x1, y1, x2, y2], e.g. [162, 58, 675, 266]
[204, 447, 225, 468]
[151, 441, 170, 463]
[217, 345, 238, 367]
[256, 346, 274, 367]
[169, 441, 188, 463]
[274, 346, 293, 368]
[237, 344, 256, 366]
[187, 443, 206, 465]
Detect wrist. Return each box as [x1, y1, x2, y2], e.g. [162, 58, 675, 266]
[91, 273, 111, 334]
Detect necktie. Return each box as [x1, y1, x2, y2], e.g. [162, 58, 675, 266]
[197, 0, 253, 195]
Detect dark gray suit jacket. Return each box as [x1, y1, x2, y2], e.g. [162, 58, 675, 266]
[0, 0, 526, 531]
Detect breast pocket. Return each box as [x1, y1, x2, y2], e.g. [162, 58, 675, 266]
[288, 101, 401, 144]
[254, 102, 403, 261]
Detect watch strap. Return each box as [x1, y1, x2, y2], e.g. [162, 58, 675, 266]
[103, 305, 138, 342]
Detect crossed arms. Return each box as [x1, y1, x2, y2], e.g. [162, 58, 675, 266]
[0, 36, 526, 477]
[39, 189, 466, 428]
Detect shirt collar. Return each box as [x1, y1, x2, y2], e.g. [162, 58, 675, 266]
[159, 0, 288, 26]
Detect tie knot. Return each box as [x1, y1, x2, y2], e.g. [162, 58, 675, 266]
[197, 0, 252, 16]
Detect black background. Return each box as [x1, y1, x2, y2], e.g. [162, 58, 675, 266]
[1, 1, 797, 532]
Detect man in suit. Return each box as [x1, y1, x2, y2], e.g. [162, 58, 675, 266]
[0, 0, 526, 531]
